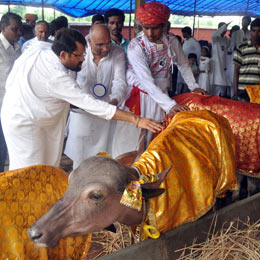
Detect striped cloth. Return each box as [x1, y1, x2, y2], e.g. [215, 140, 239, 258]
[233, 40, 260, 90]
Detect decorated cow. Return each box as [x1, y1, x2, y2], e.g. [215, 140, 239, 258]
[1, 110, 238, 259]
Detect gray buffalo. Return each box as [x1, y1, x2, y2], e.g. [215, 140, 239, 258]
[28, 155, 169, 247]
[28, 110, 238, 250]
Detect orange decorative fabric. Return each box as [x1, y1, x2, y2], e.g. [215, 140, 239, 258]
[133, 110, 238, 233]
[245, 85, 260, 104]
[24, 14, 38, 21]
[136, 2, 170, 25]
[0, 165, 92, 259]
[170, 93, 260, 176]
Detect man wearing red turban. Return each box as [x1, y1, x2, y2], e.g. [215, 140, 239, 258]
[113, 2, 206, 157]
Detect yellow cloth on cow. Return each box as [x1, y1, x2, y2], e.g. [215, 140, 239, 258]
[0, 165, 92, 260]
[245, 85, 260, 104]
[133, 110, 238, 233]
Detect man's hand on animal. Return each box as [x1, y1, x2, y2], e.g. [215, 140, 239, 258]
[136, 117, 164, 133]
[192, 88, 208, 95]
[112, 109, 164, 133]
[169, 104, 189, 116]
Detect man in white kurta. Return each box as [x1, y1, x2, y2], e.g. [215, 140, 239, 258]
[64, 24, 127, 169]
[22, 20, 50, 52]
[211, 22, 230, 96]
[0, 12, 22, 172]
[1, 29, 162, 171]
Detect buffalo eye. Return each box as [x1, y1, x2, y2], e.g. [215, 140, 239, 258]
[89, 191, 104, 201]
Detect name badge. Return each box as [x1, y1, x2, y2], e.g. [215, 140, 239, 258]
[92, 83, 107, 98]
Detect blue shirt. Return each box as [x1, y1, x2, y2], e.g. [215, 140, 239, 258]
[112, 37, 130, 53]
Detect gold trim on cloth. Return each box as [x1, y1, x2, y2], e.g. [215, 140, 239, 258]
[245, 85, 260, 104]
[0, 165, 92, 259]
[133, 110, 238, 233]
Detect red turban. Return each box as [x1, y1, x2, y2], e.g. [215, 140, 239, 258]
[136, 2, 170, 25]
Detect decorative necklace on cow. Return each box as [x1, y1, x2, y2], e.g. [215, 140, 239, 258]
[91, 83, 107, 98]
[120, 167, 160, 240]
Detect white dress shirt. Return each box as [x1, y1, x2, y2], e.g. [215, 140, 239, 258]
[0, 33, 21, 110]
[182, 37, 201, 61]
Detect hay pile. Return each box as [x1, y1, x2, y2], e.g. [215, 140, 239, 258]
[86, 222, 139, 259]
[176, 218, 260, 260]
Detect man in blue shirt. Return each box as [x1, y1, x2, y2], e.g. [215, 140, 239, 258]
[104, 8, 130, 53]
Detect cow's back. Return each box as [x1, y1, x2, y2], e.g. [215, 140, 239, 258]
[0, 165, 91, 259]
[134, 110, 238, 233]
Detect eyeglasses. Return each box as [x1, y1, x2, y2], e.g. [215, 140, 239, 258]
[70, 52, 86, 59]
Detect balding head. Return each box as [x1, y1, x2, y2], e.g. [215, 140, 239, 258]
[89, 24, 110, 41]
[88, 24, 112, 59]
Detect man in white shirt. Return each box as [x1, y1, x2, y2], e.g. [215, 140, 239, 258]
[65, 24, 127, 168]
[22, 20, 50, 52]
[232, 15, 251, 49]
[0, 12, 22, 172]
[1, 28, 162, 171]
[211, 22, 231, 97]
[181, 26, 201, 61]
[177, 26, 202, 93]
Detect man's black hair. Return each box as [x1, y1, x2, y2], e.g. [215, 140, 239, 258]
[92, 14, 105, 24]
[21, 23, 33, 36]
[50, 16, 68, 36]
[181, 26, 192, 36]
[0, 12, 22, 29]
[104, 8, 125, 24]
[251, 18, 260, 30]
[52, 28, 86, 57]
[243, 15, 251, 25]
[218, 22, 226, 29]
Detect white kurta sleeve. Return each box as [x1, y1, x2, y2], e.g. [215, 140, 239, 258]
[109, 49, 127, 105]
[127, 41, 176, 114]
[47, 73, 116, 120]
[171, 38, 199, 90]
[212, 24, 227, 42]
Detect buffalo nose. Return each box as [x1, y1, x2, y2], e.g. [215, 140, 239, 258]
[27, 227, 43, 241]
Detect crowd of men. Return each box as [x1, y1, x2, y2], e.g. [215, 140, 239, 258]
[0, 2, 259, 173]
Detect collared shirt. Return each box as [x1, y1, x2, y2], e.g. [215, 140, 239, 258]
[77, 43, 127, 105]
[233, 40, 260, 90]
[0, 33, 21, 110]
[112, 36, 130, 53]
[127, 32, 198, 114]
[182, 37, 201, 61]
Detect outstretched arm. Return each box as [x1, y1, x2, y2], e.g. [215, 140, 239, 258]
[112, 109, 164, 133]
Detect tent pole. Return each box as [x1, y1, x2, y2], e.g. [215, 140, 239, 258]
[129, 0, 133, 39]
[245, 0, 250, 14]
[41, 0, 45, 20]
[192, 0, 197, 37]
[197, 15, 199, 40]
[53, 7, 56, 19]
[8, 1, 10, 12]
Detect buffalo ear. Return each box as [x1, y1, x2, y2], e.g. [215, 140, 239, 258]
[141, 166, 172, 190]
[142, 188, 165, 200]
[115, 151, 138, 166]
